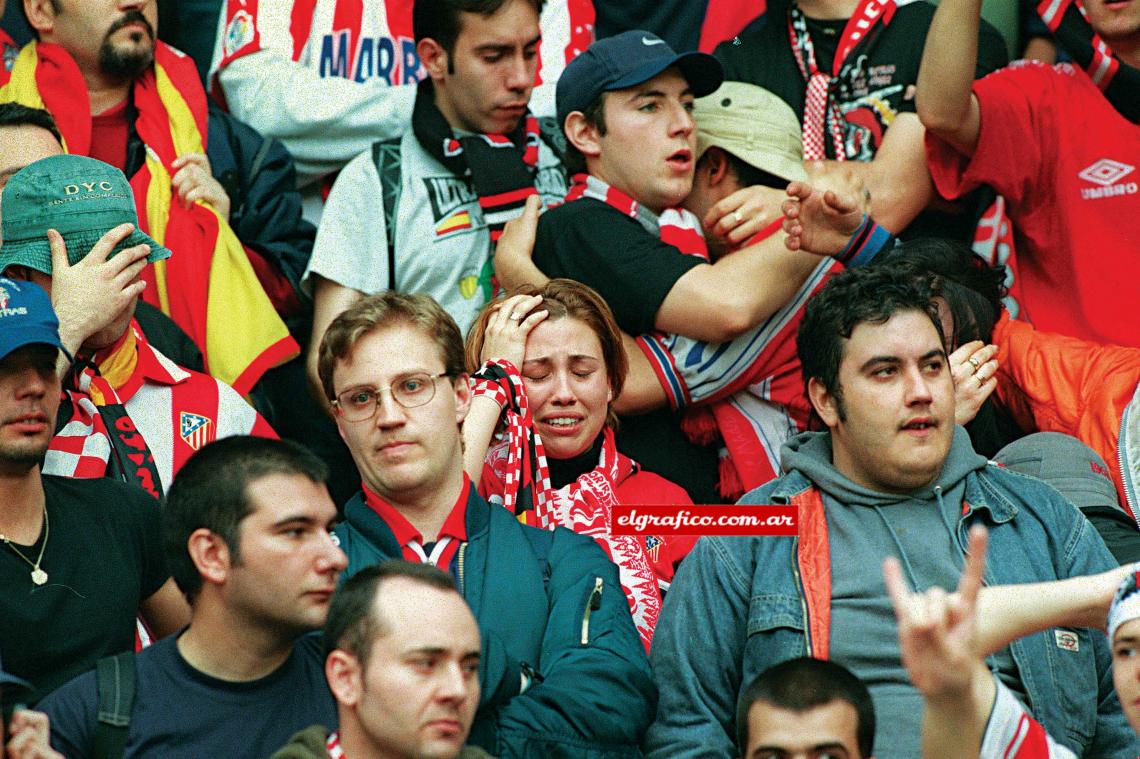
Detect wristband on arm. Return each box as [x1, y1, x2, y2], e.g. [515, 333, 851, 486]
[834, 214, 896, 268]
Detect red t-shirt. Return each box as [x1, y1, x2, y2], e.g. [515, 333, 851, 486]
[925, 61, 1140, 348]
[362, 478, 469, 569]
[89, 98, 130, 172]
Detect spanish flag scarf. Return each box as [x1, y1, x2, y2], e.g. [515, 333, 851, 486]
[0, 41, 298, 395]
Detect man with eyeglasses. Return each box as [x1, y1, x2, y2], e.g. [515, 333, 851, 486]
[315, 291, 655, 759]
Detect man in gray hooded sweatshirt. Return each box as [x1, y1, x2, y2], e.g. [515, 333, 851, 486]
[644, 265, 1136, 759]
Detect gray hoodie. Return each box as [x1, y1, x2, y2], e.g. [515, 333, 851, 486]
[780, 427, 1024, 759]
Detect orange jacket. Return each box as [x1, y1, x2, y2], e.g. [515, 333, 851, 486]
[994, 312, 1140, 522]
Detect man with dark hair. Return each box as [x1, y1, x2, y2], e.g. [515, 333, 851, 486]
[274, 561, 491, 759]
[645, 265, 1136, 758]
[305, 0, 568, 408]
[737, 658, 875, 759]
[317, 291, 655, 758]
[40, 436, 346, 758]
[3, 0, 311, 396]
[0, 276, 185, 712]
[208, 0, 588, 222]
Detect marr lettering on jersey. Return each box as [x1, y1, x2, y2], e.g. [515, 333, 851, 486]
[319, 32, 423, 85]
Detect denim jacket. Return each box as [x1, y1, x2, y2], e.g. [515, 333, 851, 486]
[644, 462, 1137, 758]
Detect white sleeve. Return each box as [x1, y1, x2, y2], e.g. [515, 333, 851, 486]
[304, 150, 390, 295]
[215, 53, 415, 185]
[980, 678, 1078, 759]
[210, 2, 414, 185]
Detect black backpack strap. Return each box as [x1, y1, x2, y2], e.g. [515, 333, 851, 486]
[536, 116, 567, 163]
[371, 139, 403, 292]
[94, 651, 136, 759]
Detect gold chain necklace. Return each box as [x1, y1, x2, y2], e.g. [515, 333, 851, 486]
[0, 506, 49, 586]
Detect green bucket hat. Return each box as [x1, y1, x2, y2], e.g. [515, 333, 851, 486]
[0, 154, 172, 274]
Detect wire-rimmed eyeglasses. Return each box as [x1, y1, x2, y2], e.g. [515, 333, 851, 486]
[331, 372, 450, 421]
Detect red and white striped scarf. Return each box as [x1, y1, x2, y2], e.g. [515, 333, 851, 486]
[476, 359, 662, 650]
[787, 0, 897, 160]
[326, 731, 346, 759]
[565, 174, 709, 258]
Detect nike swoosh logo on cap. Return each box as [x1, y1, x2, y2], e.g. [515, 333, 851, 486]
[641, 37, 665, 45]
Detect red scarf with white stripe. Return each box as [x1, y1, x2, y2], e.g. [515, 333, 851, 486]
[565, 174, 709, 258]
[326, 731, 346, 759]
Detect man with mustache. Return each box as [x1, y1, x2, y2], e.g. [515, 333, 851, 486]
[0, 276, 186, 712]
[645, 265, 1137, 758]
[5, 0, 314, 398]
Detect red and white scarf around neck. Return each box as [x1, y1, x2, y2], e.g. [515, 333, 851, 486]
[477, 358, 662, 651]
[787, 0, 897, 160]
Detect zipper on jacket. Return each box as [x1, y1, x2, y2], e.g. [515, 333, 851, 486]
[457, 542, 467, 595]
[790, 538, 813, 657]
[581, 577, 604, 645]
[1118, 411, 1140, 524]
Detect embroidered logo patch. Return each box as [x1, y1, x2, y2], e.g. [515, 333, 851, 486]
[1079, 159, 1134, 187]
[223, 10, 255, 58]
[179, 412, 215, 451]
[645, 535, 663, 562]
[1078, 159, 1137, 200]
[1055, 629, 1080, 652]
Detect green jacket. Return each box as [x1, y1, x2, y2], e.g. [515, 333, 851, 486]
[270, 725, 497, 759]
[336, 487, 656, 758]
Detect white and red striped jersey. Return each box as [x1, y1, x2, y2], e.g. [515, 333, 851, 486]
[44, 323, 276, 494]
[210, 0, 594, 199]
[980, 679, 1078, 759]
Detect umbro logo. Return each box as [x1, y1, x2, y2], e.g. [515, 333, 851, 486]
[1079, 158, 1138, 200]
[1079, 158, 1134, 187]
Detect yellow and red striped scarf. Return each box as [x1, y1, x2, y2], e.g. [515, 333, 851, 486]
[0, 41, 298, 395]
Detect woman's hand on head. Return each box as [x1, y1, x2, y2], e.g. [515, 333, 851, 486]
[949, 341, 999, 425]
[480, 293, 548, 369]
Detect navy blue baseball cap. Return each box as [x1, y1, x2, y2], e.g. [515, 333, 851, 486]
[556, 30, 724, 127]
[0, 277, 70, 363]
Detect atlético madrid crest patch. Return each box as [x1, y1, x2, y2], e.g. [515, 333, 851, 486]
[180, 412, 215, 450]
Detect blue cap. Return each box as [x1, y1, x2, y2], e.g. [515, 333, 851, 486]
[556, 30, 724, 128]
[0, 277, 70, 363]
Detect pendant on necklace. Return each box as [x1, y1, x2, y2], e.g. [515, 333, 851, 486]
[31, 568, 47, 585]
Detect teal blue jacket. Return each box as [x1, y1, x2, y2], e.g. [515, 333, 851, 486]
[336, 487, 656, 758]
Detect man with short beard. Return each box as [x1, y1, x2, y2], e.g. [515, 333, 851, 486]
[0, 0, 311, 398]
[0, 276, 186, 711]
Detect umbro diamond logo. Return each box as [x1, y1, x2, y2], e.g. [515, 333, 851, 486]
[1078, 158, 1138, 200]
[1078, 158, 1134, 187]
